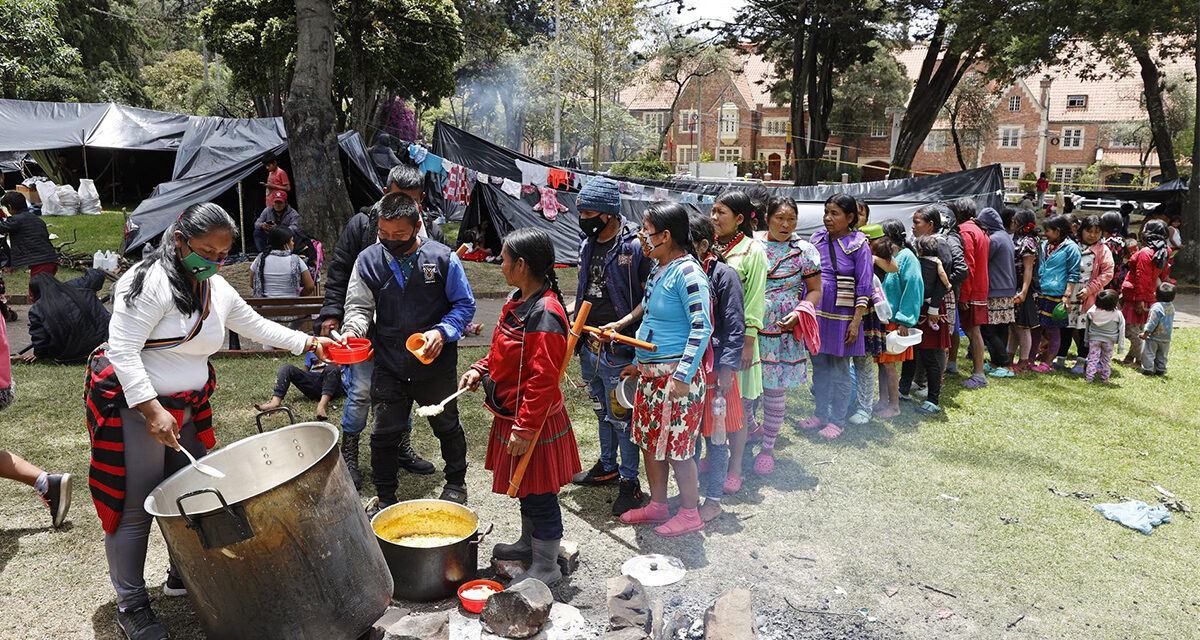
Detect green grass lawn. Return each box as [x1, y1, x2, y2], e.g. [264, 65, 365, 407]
[3, 210, 126, 297]
[1, 332, 1198, 638]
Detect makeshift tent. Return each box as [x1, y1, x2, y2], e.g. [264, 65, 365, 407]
[125, 125, 383, 253]
[1071, 178, 1189, 204]
[0, 99, 192, 204]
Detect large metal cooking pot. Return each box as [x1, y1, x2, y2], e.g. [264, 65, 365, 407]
[372, 499, 492, 601]
[145, 421, 392, 640]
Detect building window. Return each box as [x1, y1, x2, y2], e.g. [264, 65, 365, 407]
[763, 118, 789, 137]
[924, 130, 949, 153]
[1053, 166, 1083, 186]
[678, 109, 697, 133]
[642, 111, 666, 134]
[1000, 165, 1023, 182]
[1061, 127, 1084, 148]
[823, 148, 840, 164]
[719, 103, 739, 137]
[1066, 94, 1087, 109]
[871, 122, 889, 138]
[716, 147, 742, 162]
[1008, 96, 1021, 111]
[676, 146, 698, 164]
[999, 126, 1022, 148]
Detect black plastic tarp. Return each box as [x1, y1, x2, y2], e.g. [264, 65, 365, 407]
[1072, 178, 1188, 203]
[126, 129, 383, 253]
[0, 100, 192, 152]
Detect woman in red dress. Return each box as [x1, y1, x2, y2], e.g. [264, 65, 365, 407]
[459, 228, 581, 586]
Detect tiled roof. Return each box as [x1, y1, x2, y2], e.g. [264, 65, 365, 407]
[618, 48, 781, 111]
[1099, 149, 1159, 168]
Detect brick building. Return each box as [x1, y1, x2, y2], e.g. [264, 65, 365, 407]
[622, 44, 1192, 190]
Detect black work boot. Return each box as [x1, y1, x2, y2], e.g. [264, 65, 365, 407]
[397, 430, 435, 475]
[492, 516, 534, 562]
[341, 433, 362, 490]
[611, 477, 644, 517]
[573, 459, 619, 486]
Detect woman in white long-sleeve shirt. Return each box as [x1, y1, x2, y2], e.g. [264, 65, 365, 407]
[90, 203, 335, 640]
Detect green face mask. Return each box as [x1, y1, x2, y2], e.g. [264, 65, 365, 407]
[181, 242, 223, 280]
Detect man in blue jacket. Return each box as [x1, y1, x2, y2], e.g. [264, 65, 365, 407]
[341, 193, 476, 507]
[570, 177, 650, 516]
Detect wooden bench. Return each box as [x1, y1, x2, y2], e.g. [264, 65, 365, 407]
[225, 296, 324, 352]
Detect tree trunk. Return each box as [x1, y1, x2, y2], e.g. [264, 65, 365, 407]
[948, 103, 969, 171]
[345, 0, 370, 139]
[285, 0, 354, 249]
[795, 26, 819, 186]
[1130, 41, 1179, 182]
[1184, 2, 1200, 249]
[888, 21, 974, 179]
[592, 52, 602, 170]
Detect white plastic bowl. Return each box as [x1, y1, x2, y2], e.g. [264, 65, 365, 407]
[885, 328, 923, 354]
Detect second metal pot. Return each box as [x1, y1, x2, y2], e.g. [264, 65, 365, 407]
[371, 499, 492, 601]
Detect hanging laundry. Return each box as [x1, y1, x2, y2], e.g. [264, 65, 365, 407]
[533, 186, 568, 221]
[477, 171, 489, 184]
[408, 144, 428, 165]
[653, 187, 669, 201]
[618, 181, 630, 194]
[572, 172, 582, 189]
[701, 194, 716, 204]
[420, 151, 447, 188]
[629, 184, 645, 199]
[515, 159, 551, 186]
[521, 184, 537, 195]
[500, 178, 523, 199]
[490, 175, 505, 185]
[548, 168, 569, 190]
[444, 164, 471, 204]
[680, 192, 698, 204]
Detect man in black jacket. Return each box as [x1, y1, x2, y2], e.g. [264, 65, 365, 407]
[0, 192, 58, 288]
[319, 162, 445, 487]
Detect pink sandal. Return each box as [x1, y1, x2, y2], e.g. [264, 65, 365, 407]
[752, 452, 775, 475]
[654, 509, 704, 537]
[723, 473, 743, 494]
[620, 501, 670, 525]
[817, 423, 843, 439]
[799, 416, 825, 430]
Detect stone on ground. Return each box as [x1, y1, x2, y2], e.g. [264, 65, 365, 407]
[703, 589, 756, 640]
[606, 575, 650, 631]
[481, 578, 554, 638]
[384, 610, 450, 640]
[558, 540, 580, 575]
[600, 628, 650, 640]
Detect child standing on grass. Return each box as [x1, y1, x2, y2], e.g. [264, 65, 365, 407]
[1083, 290, 1123, 383]
[1139, 282, 1175, 376]
[1120, 220, 1169, 367]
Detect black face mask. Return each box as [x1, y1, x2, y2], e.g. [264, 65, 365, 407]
[580, 214, 609, 238]
[381, 236, 416, 256]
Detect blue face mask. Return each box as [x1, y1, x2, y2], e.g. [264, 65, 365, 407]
[181, 241, 223, 280]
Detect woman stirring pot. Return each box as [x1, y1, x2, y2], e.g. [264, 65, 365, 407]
[91, 203, 335, 640]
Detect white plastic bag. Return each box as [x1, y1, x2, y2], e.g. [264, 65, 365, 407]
[35, 180, 63, 216]
[77, 179, 102, 215]
[873, 275, 892, 323]
[55, 184, 80, 215]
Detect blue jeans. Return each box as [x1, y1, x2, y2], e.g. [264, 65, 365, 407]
[812, 353, 853, 425]
[579, 346, 639, 480]
[253, 227, 270, 253]
[693, 437, 729, 501]
[342, 358, 374, 436]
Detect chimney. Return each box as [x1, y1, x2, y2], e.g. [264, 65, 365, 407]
[1039, 75, 1052, 109]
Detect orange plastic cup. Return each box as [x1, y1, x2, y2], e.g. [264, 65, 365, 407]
[406, 333, 436, 364]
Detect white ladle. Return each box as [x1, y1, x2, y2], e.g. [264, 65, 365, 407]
[179, 446, 225, 479]
[415, 387, 472, 417]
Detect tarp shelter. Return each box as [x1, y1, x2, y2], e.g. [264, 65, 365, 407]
[125, 121, 383, 254]
[1071, 178, 1189, 204]
[0, 100, 192, 202]
[437, 119, 1004, 265]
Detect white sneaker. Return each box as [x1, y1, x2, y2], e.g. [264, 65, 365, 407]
[847, 410, 871, 425]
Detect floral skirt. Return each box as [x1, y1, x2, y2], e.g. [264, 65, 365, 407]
[987, 296, 1016, 325]
[631, 362, 706, 461]
[861, 308, 886, 357]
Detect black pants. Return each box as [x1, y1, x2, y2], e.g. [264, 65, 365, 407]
[519, 493, 563, 541]
[900, 348, 944, 405]
[1056, 328, 1089, 359]
[980, 324, 1011, 367]
[273, 364, 344, 400]
[370, 368, 468, 499]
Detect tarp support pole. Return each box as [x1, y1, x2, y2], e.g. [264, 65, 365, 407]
[237, 180, 246, 255]
[81, 129, 89, 178]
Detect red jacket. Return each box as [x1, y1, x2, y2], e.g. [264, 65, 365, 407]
[958, 220, 991, 304]
[1121, 248, 1160, 305]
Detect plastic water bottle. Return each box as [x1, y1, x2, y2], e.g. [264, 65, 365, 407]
[93, 250, 103, 269]
[711, 392, 727, 445]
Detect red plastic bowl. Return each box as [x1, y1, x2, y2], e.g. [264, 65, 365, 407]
[457, 579, 503, 613]
[326, 337, 373, 364]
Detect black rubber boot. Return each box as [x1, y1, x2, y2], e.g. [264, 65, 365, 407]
[341, 433, 362, 490]
[611, 477, 644, 517]
[511, 537, 562, 586]
[492, 516, 534, 562]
